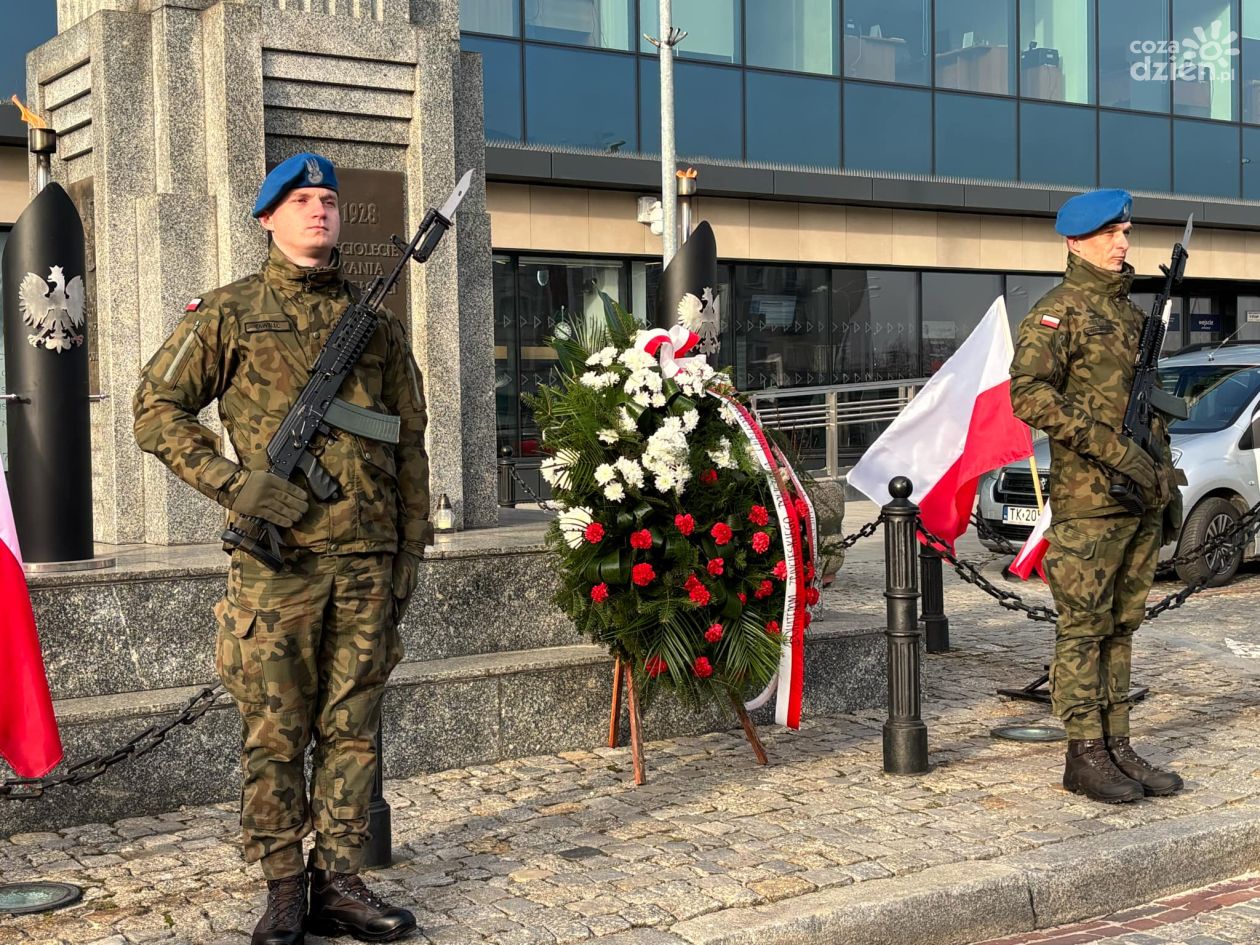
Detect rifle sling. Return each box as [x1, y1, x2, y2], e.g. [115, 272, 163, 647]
[324, 397, 401, 444]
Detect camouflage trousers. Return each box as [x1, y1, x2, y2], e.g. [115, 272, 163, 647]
[214, 551, 402, 879]
[1043, 511, 1162, 740]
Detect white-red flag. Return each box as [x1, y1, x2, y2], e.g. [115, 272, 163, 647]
[1010, 503, 1051, 581]
[847, 297, 1034, 550]
[0, 461, 62, 777]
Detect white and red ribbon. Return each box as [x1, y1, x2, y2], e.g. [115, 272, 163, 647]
[635, 326, 703, 379]
[712, 392, 814, 729]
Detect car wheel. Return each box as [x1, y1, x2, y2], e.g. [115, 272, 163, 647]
[1174, 497, 1243, 588]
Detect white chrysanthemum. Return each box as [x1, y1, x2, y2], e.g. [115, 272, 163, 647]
[617, 408, 638, 433]
[581, 371, 619, 390]
[650, 393, 667, 408]
[558, 506, 593, 549]
[603, 482, 625, 502]
[614, 457, 644, 488]
[681, 409, 699, 433]
[708, 436, 737, 470]
[597, 428, 619, 444]
[585, 346, 617, 368]
[539, 448, 579, 490]
[594, 463, 616, 485]
[654, 470, 677, 493]
[619, 345, 655, 371]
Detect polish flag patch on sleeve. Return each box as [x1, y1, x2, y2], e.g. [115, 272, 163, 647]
[1039, 313, 1061, 329]
[185, 298, 202, 312]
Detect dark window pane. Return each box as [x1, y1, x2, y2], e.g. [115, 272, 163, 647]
[920, 272, 1004, 373]
[1244, 127, 1260, 196]
[843, 82, 931, 173]
[1099, 110, 1171, 191]
[492, 256, 519, 455]
[934, 0, 1016, 95]
[1173, 118, 1240, 196]
[935, 92, 1017, 179]
[732, 264, 831, 390]
[1020, 101, 1096, 185]
[747, 0, 839, 75]
[525, 45, 636, 151]
[1173, 0, 1239, 120]
[462, 36, 523, 141]
[1019, 0, 1095, 103]
[0, 2, 56, 139]
[524, 0, 634, 49]
[844, 0, 930, 85]
[1099, 0, 1169, 112]
[831, 269, 920, 383]
[746, 72, 840, 166]
[461, 0, 519, 36]
[640, 60, 743, 160]
[641, 0, 741, 63]
[1243, 2, 1260, 121]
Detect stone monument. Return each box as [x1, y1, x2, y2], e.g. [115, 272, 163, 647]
[26, 0, 497, 545]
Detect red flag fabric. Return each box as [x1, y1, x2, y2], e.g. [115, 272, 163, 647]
[0, 461, 62, 778]
[846, 297, 1034, 551]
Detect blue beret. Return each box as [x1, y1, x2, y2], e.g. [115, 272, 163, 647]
[1054, 188, 1132, 238]
[252, 152, 339, 218]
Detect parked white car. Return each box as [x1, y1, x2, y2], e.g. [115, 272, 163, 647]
[977, 343, 1260, 586]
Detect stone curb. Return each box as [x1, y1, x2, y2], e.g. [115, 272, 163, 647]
[659, 802, 1260, 945]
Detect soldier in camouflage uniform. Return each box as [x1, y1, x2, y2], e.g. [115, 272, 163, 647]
[134, 153, 429, 944]
[1010, 189, 1184, 805]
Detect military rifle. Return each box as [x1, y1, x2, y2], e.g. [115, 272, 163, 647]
[1108, 215, 1192, 513]
[223, 170, 473, 570]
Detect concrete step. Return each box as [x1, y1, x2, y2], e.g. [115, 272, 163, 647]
[0, 620, 886, 836]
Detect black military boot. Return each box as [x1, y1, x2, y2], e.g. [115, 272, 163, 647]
[1063, 738, 1144, 803]
[252, 873, 307, 945]
[307, 859, 416, 942]
[1105, 736, 1184, 796]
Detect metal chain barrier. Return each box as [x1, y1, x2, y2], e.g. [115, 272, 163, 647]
[917, 521, 1058, 623]
[832, 514, 883, 550]
[0, 684, 227, 800]
[505, 463, 562, 512]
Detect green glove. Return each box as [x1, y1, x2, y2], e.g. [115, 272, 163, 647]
[224, 469, 309, 528]
[1112, 438, 1160, 506]
[392, 550, 423, 620]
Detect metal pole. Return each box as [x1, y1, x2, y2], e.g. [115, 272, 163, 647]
[920, 544, 950, 653]
[364, 727, 392, 869]
[883, 476, 928, 774]
[659, 0, 678, 265]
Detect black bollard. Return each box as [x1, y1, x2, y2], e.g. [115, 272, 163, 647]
[920, 544, 950, 653]
[364, 727, 392, 869]
[883, 477, 929, 774]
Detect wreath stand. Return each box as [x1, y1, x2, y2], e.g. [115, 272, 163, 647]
[607, 656, 768, 785]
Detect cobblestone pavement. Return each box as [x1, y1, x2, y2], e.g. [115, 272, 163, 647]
[972, 873, 1260, 944]
[2, 503, 1259, 945]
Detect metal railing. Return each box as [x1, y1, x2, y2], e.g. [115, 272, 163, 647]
[749, 378, 929, 480]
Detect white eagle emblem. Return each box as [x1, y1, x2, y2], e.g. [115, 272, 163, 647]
[676, 287, 722, 357]
[305, 157, 323, 185]
[19, 266, 86, 353]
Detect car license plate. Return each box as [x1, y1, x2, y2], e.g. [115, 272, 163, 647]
[1002, 505, 1040, 525]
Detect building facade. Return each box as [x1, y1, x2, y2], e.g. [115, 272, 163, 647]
[6, 1, 1260, 485]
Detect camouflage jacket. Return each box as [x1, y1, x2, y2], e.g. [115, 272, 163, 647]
[134, 244, 432, 554]
[1010, 252, 1171, 522]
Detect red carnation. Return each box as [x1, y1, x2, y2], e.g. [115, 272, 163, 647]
[794, 498, 809, 519]
[584, 522, 605, 544]
[684, 573, 701, 591]
[705, 622, 724, 643]
[689, 583, 711, 606]
[754, 580, 773, 600]
[700, 469, 719, 486]
[805, 561, 816, 582]
[693, 656, 714, 678]
[751, 531, 771, 554]
[707, 558, 725, 577]
[765, 620, 781, 635]
[748, 505, 770, 526]
[645, 655, 668, 677]
[772, 560, 788, 580]
[590, 583, 609, 603]
[630, 528, 652, 550]
[632, 563, 656, 586]
[674, 513, 696, 536]
[806, 587, 821, 605]
[738, 592, 747, 604]
[711, 522, 733, 545]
